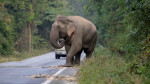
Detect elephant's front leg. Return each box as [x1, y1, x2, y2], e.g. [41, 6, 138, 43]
[65, 44, 75, 65]
[65, 44, 70, 54]
[63, 44, 82, 67]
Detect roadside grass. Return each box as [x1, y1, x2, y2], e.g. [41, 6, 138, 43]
[78, 47, 148, 84]
[0, 48, 51, 63]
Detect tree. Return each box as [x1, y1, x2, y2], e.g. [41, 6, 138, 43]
[0, 0, 14, 54]
[0, 0, 72, 53]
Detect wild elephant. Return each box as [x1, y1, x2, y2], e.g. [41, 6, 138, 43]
[50, 15, 97, 67]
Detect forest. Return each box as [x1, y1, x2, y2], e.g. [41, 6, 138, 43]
[0, 0, 150, 83]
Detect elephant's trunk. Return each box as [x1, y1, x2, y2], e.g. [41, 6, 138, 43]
[50, 26, 64, 49]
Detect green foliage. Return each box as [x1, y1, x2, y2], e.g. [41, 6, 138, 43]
[74, 0, 150, 82]
[124, 0, 150, 52]
[125, 0, 150, 40]
[0, 0, 71, 54]
[124, 0, 150, 79]
[0, 20, 14, 54]
[32, 36, 50, 49]
[44, 0, 71, 21]
[0, 3, 14, 55]
[78, 47, 149, 84]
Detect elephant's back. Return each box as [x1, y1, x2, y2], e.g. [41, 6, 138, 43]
[74, 16, 97, 33]
[68, 16, 96, 30]
[69, 16, 92, 24]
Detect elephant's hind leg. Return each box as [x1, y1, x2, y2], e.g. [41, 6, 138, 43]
[85, 50, 93, 58]
[75, 50, 82, 65]
[85, 34, 97, 58]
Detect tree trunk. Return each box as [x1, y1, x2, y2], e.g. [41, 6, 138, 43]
[0, 2, 5, 8]
[16, 24, 31, 52]
[28, 23, 31, 52]
[16, 25, 28, 52]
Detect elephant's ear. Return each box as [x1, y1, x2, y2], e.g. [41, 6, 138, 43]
[67, 22, 75, 37]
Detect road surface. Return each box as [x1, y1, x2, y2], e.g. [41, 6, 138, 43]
[0, 52, 85, 84]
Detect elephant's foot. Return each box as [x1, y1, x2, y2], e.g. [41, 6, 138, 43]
[74, 62, 80, 66]
[61, 63, 73, 67]
[75, 60, 80, 66]
[73, 64, 79, 67]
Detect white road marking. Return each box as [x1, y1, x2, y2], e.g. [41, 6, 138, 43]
[42, 67, 67, 84]
[81, 53, 85, 61]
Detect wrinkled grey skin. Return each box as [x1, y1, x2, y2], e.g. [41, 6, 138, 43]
[50, 15, 97, 67]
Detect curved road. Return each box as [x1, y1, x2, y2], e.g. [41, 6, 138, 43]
[0, 52, 85, 84]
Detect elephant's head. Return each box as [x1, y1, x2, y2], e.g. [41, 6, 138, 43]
[50, 15, 75, 49]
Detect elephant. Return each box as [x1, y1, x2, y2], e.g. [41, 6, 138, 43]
[50, 15, 97, 67]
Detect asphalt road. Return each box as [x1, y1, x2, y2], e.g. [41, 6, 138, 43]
[0, 52, 85, 84]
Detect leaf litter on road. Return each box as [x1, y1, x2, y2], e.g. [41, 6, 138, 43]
[26, 66, 78, 82]
[26, 74, 76, 81]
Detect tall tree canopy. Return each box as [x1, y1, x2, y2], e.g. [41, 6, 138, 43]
[0, 0, 71, 53]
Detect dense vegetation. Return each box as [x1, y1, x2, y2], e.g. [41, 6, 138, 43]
[73, 0, 150, 83]
[0, 0, 71, 54]
[79, 47, 148, 84]
[0, 0, 149, 83]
